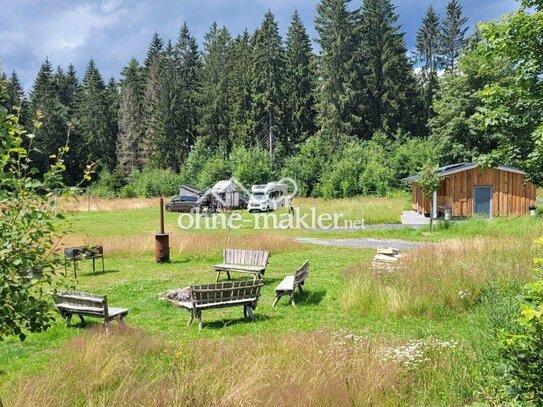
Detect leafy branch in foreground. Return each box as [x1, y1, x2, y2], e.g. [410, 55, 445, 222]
[0, 79, 86, 341]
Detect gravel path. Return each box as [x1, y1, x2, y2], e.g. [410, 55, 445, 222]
[295, 237, 429, 250]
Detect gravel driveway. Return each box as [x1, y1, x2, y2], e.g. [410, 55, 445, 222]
[295, 237, 429, 250]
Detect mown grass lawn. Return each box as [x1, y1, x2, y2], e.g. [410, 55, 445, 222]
[1, 197, 543, 405]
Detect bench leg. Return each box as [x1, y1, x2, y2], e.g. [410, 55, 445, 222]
[101, 256, 105, 273]
[187, 312, 194, 326]
[64, 313, 73, 327]
[78, 315, 85, 325]
[298, 285, 303, 294]
[272, 295, 281, 307]
[226, 270, 231, 280]
[246, 306, 255, 322]
[290, 293, 295, 306]
[92, 257, 96, 273]
[104, 320, 110, 334]
[243, 305, 248, 319]
[118, 316, 126, 328]
[197, 311, 203, 330]
[216, 270, 221, 282]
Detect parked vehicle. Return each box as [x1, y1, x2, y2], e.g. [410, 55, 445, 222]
[248, 182, 288, 213]
[165, 195, 199, 213]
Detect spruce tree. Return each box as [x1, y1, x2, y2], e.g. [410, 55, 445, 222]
[141, 32, 163, 164]
[251, 11, 285, 161]
[416, 5, 441, 126]
[440, 0, 468, 72]
[284, 10, 317, 153]
[230, 30, 254, 148]
[116, 58, 145, 174]
[152, 41, 182, 169]
[6, 70, 30, 127]
[74, 59, 117, 170]
[199, 23, 234, 156]
[57, 64, 79, 114]
[315, 0, 361, 143]
[30, 58, 71, 175]
[359, 0, 420, 135]
[174, 22, 201, 171]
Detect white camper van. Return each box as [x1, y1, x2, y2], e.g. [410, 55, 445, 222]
[248, 182, 288, 212]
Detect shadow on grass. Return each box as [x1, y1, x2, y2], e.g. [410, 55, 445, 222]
[78, 269, 121, 278]
[199, 314, 274, 330]
[274, 289, 326, 307]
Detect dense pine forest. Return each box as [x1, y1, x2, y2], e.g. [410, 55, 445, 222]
[1, 0, 542, 197]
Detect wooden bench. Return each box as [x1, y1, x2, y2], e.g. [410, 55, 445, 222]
[273, 260, 309, 306]
[175, 279, 263, 330]
[53, 290, 128, 332]
[213, 249, 269, 281]
[64, 245, 105, 278]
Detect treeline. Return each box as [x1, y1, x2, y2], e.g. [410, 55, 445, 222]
[2, 0, 541, 197]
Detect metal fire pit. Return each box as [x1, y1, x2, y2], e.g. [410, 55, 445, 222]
[155, 198, 170, 263]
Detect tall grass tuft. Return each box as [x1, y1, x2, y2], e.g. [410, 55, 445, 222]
[343, 237, 537, 317]
[9, 328, 424, 406]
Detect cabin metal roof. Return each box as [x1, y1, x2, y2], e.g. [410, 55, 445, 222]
[401, 162, 526, 183]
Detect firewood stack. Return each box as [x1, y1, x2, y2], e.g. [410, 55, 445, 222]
[372, 247, 403, 272]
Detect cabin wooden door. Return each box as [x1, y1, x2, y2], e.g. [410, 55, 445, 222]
[473, 186, 492, 217]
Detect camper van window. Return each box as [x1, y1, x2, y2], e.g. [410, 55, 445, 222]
[253, 193, 265, 200]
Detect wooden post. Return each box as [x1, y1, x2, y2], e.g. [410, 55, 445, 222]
[159, 198, 165, 234]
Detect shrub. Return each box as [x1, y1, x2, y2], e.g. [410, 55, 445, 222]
[91, 169, 126, 198]
[230, 146, 272, 187]
[499, 243, 543, 404]
[130, 167, 181, 197]
[196, 156, 232, 189]
[282, 136, 333, 197]
[180, 138, 214, 186]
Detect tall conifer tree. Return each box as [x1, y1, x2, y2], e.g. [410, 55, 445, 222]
[116, 58, 145, 174]
[199, 23, 234, 156]
[359, 0, 420, 135]
[30, 58, 71, 174]
[440, 0, 468, 72]
[174, 22, 201, 170]
[74, 59, 117, 170]
[284, 10, 317, 153]
[230, 30, 254, 148]
[141, 32, 163, 164]
[315, 0, 361, 143]
[416, 5, 441, 125]
[251, 11, 285, 161]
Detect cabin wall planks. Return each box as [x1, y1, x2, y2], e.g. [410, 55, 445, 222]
[411, 168, 536, 217]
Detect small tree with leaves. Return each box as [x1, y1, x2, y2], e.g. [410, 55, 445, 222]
[0, 79, 80, 343]
[417, 161, 441, 231]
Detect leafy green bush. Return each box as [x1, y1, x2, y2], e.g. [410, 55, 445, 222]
[91, 169, 126, 198]
[195, 156, 231, 189]
[282, 136, 333, 197]
[500, 264, 543, 404]
[0, 82, 74, 341]
[231, 146, 272, 187]
[130, 167, 182, 197]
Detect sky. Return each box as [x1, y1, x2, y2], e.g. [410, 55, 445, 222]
[0, 0, 519, 91]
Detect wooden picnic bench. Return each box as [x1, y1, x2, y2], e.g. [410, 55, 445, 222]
[174, 279, 263, 330]
[64, 245, 104, 278]
[53, 290, 128, 332]
[273, 260, 309, 306]
[213, 249, 269, 281]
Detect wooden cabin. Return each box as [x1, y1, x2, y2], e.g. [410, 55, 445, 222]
[402, 163, 537, 218]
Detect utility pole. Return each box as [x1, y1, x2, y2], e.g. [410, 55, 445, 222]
[268, 110, 273, 161]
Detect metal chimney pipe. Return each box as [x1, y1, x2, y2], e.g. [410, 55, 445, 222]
[155, 197, 170, 263]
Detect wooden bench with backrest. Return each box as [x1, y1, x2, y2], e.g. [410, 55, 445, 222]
[53, 290, 128, 332]
[273, 260, 309, 306]
[213, 249, 269, 281]
[175, 279, 263, 330]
